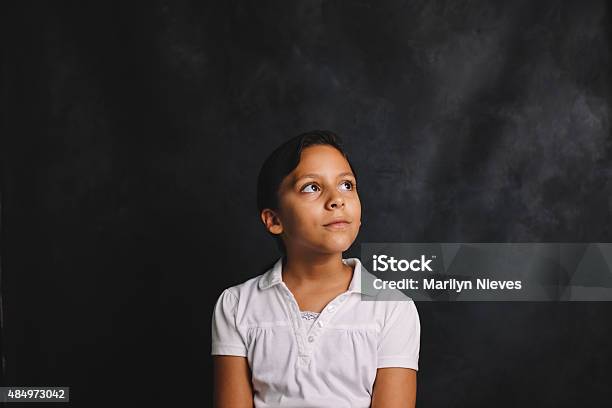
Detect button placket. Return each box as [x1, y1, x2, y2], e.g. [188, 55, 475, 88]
[278, 283, 355, 366]
[278, 284, 309, 358]
[303, 291, 351, 345]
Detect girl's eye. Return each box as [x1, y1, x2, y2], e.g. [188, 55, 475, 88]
[301, 183, 320, 193]
[340, 180, 355, 191]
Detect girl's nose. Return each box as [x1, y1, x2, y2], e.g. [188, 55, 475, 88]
[327, 196, 345, 210]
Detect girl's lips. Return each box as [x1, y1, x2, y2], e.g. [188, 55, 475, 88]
[324, 221, 350, 229]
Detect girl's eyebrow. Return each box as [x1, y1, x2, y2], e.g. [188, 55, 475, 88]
[294, 172, 355, 183]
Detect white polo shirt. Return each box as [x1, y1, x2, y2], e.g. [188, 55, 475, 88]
[211, 257, 420, 408]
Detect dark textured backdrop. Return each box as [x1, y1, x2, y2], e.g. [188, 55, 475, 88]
[2, 1, 611, 406]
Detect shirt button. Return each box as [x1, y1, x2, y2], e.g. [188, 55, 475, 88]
[328, 306, 336, 312]
[308, 336, 314, 343]
[317, 321, 324, 327]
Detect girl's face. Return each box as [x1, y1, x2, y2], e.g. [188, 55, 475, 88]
[273, 144, 362, 256]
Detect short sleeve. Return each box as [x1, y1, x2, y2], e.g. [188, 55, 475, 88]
[377, 300, 421, 370]
[211, 289, 247, 357]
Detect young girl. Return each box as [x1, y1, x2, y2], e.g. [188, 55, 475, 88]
[212, 131, 420, 407]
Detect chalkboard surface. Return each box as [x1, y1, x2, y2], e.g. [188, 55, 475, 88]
[2, 1, 611, 406]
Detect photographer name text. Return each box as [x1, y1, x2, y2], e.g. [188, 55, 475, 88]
[371, 255, 523, 292]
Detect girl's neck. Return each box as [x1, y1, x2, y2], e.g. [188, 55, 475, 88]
[281, 252, 353, 290]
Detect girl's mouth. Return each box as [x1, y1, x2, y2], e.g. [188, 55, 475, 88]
[323, 221, 351, 229]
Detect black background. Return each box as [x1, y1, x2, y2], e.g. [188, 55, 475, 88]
[2, 1, 611, 407]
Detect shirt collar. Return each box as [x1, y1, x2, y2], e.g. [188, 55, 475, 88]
[258, 257, 368, 294]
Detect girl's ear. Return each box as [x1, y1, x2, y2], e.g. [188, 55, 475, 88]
[260, 209, 283, 235]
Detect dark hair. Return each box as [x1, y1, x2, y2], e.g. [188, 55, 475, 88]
[256, 130, 358, 254]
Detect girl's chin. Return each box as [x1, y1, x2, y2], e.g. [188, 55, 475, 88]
[291, 234, 357, 255]
[317, 240, 354, 254]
